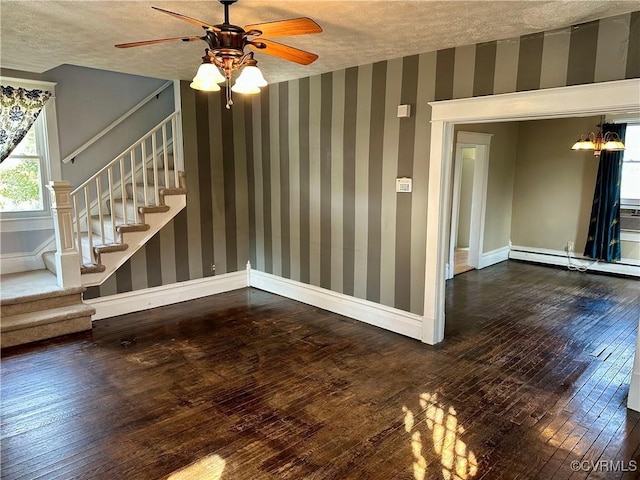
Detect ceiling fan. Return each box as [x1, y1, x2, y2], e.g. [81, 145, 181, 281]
[115, 0, 322, 108]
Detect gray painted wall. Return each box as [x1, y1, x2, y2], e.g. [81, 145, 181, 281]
[85, 12, 640, 313]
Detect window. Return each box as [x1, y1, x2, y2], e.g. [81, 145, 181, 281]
[0, 115, 47, 213]
[0, 76, 59, 231]
[621, 124, 640, 209]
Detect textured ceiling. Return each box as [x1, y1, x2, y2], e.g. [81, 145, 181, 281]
[1, 1, 638, 84]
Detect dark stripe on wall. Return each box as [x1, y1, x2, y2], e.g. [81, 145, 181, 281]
[195, 91, 214, 277]
[260, 87, 273, 273]
[145, 232, 162, 287]
[115, 259, 132, 293]
[366, 61, 387, 303]
[220, 103, 237, 272]
[474, 41, 497, 96]
[279, 83, 291, 278]
[173, 209, 190, 281]
[567, 20, 599, 85]
[299, 78, 311, 284]
[395, 55, 419, 312]
[320, 73, 333, 289]
[244, 96, 256, 267]
[627, 12, 640, 78]
[516, 32, 544, 91]
[342, 67, 358, 296]
[435, 48, 455, 101]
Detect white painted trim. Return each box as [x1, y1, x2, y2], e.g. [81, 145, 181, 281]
[424, 78, 640, 345]
[86, 270, 248, 320]
[250, 270, 423, 341]
[456, 131, 493, 146]
[629, 330, 640, 412]
[509, 245, 640, 276]
[478, 245, 510, 269]
[430, 79, 640, 123]
[0, 216, 53, 232]
[621, 230, 640, 243]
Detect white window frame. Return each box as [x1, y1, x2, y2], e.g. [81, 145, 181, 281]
[619, 123, 640, 209]
[0, 76, 61, 232]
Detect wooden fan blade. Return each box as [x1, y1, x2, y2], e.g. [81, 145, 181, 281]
[244, 17, 322, 38]
[115, 36, 204, 49]
[151, 6, 220, 31]
[250, 39, 318, 65]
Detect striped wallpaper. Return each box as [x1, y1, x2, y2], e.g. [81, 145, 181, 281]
[85, 12, 639, 316]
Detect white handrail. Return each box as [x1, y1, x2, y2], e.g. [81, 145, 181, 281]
[62, 81, 173, 164]
[72, 111, 178, 194]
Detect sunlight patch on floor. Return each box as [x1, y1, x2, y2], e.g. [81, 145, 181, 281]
[166, 454, 226, 480]
[403, 393, 478, 480]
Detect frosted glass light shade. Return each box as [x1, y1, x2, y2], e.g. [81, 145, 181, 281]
[231, 65, 267, 94]
[190, 63, 225, 91]
[237, 65, 267, 87]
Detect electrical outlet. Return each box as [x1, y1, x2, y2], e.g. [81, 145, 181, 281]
[211, 264, 216, 273]
[567, 241, 574, 252]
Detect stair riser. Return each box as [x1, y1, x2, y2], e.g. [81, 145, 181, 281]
[2, 292, 84, 317]
[1, 316, 92, 348]
[125, 184, 162, 204]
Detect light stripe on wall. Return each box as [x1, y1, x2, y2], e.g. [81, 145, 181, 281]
[330, 69, 345, 293]
[288, 80, 301, 282]
[309, 75, 322, 287]
[195, 91, 214, 278]
[493, 37, 520, 94]
[252, 93, 265, 271]
[130, 246, 149, 291]
[279, 82, 291, 278]
[353, 64, 372, 301]
[594, 15, 630, 82]
[320, 72, 333, 289]
[342, 67, 358, 296]
[232, 96, 249, 270]
[220, 97, 237, 272]
[379, 58, 402, 307]
[453, 44, 476, 99]
[626, 11, 640, 78]
[298, 77, 311, 284]
[260, 87, 272, 273]
[268, 85, 282, 277]
[540, 28, 571, 89]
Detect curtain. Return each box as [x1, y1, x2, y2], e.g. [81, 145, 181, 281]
[583, 123, 627, 263]
[0, 85, 52, 163]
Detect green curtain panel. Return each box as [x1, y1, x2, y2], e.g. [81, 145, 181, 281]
[584, 123, 627, 263]
[0, 86, 52, 163]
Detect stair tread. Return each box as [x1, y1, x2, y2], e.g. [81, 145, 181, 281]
[1, 303, 96, 332]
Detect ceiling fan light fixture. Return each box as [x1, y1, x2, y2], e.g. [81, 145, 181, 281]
[191, 61, 226, 89]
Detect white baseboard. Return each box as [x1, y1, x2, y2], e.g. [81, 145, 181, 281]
[249, 269, 423, 340]
[509, 245, 640, 277]
[86, 271, 248, 320]
[478, 245, 510, 269]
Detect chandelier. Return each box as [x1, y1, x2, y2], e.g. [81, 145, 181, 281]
[571, 117, 625, 157]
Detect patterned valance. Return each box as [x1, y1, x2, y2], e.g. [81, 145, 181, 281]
[1, 85, 52, 162]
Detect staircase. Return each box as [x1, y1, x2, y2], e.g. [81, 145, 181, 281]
[1, 111, 187, 347]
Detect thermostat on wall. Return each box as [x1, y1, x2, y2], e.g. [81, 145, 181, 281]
[396, 177, 412, 193]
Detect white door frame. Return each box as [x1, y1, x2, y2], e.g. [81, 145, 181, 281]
[447, 132, 493, 279]
[421, 78, 640, 346]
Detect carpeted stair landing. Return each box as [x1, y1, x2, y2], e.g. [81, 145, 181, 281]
[1, 270, 94, 348]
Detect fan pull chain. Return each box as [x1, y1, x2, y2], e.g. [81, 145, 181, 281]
[225, 78, 233, 109]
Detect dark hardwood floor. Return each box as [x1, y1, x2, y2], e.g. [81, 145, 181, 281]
[2, 261, 639, 480]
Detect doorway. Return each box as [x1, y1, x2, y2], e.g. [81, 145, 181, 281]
[447, 132, 492, 279]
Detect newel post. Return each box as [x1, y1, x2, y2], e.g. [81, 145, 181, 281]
[48, 181, 81, 288]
